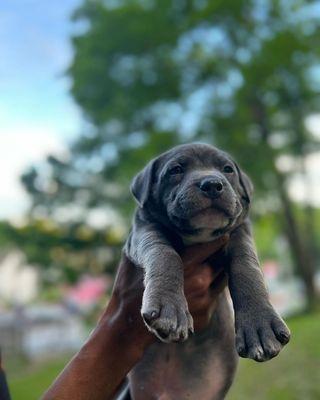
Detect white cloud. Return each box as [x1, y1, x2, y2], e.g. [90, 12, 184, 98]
[0, 123, 68, 220]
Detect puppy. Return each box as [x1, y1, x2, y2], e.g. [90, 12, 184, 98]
[124, 143, 290, 400]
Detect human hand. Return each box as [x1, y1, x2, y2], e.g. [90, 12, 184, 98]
[107, 235, 229, 346]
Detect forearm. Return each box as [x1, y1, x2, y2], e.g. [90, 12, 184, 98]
[42, 297, 153, 400]
[227, 223, 269, 312]
[228, 257, 269, 313]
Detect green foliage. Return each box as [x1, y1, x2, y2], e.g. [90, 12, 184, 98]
[22, 0, 320, 212]
[17, 0, 320, 286]
[252, 213, 282, 260]
[0, 220, 122, 284]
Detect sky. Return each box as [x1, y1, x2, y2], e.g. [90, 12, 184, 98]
[0, 0, 82, 220]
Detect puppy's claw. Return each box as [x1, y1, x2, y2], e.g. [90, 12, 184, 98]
[142, 310, 159, 325]
[249, 346, 264, 362]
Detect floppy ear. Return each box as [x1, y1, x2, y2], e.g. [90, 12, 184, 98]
[234, 163, 253, 204]
[130, 159, 156, 208]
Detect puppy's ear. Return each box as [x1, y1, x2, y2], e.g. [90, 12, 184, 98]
[234, 163, 253, 204]
[130, 159, 156, 208]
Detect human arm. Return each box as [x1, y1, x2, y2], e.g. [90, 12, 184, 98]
[42, 235, 228, 400]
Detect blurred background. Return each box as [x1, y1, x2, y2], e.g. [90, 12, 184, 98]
[0, 0, 319, 399]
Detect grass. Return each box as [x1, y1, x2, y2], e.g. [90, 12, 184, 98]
[228, 312, 320, 400]
[8, 357, 70, 400]
[6, 312, 320, 400]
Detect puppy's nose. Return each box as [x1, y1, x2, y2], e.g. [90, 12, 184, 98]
[199, 177, 224, 198]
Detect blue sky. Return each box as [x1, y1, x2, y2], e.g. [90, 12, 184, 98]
[0, 0, 82, 220]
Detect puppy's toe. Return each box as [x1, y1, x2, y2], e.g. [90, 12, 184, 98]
[261, 340, 281, 360]
[235, 328, 247, 358]
[247, 345, 265, 362]
[272, 317, 291, 345]
[174, 309, 193, 342]
[153, 318, 177, 341]
[243, 330, 265, 362]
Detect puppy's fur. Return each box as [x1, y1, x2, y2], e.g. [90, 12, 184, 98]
[124, 143, 290, 400]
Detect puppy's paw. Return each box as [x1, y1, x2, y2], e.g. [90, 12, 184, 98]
[235, 307, 290, 362]
[141, 288, 193, 343]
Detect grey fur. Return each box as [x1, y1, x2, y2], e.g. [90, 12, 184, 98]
[124, 143, 290, 399]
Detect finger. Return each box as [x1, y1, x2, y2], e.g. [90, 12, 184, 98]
[112, 253, 133, 288]
[184, 265, 214, 295]
[187, 293, 212, 314]
[184, 262, 225, 305]
[181, 235, 229, 266]
[209, 271, 228, 298]
[112, 253, 143, 295]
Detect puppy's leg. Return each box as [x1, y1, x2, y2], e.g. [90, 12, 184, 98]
[227, 220, 291, 362]
[126, 223, 193, 343]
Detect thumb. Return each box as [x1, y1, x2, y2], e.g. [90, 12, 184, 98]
[181, 235, 229, 267]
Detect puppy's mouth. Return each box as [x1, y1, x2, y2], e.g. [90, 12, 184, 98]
[169, 213, 233, 237]
[171, 200, 241, 220]
[168, 200, 242, 236]
[211, 217, 234, 236]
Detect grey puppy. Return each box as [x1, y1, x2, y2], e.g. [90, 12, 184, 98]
[124, 143, 290, 400]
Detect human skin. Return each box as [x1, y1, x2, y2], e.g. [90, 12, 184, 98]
[42, 235, 228, 400]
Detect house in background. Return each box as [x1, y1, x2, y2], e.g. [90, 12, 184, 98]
[0, 250, 87, 360]
[0, 304, 86, 360]
[0, 250, 39, 306]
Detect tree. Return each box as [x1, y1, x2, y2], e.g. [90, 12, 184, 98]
[22, 0, 320, 306]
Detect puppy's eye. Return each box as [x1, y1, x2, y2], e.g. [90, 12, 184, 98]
[169, 165, 184, 175]
[223, 165, 234, 173]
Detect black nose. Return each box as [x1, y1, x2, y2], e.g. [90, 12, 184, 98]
[199, 177, 224, 198]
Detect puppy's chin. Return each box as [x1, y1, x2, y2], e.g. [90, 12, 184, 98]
[168, 201, 243, 244]
[189, 208, 230, 231]
[168, 208, 233, 244]
[181, 209, 232, 245]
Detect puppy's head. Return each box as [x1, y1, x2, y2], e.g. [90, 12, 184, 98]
[131, 143, 253, 242]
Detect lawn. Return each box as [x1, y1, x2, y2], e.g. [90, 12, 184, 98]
[8, 357, 70, 400]
[228, 312, 320, 400]
[7, 313, 320, 400]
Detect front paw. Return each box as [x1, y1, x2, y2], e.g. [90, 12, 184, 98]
[235, 306, 291, 362]
[141, 287, 193, 343]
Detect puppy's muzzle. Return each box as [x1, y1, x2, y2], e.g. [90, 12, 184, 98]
[198, 176, 225, 199]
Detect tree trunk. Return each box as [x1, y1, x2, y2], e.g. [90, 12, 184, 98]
[250, 97, 317, 310]
[275, 170, 317, 310]
[291, 111, 319, 276]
